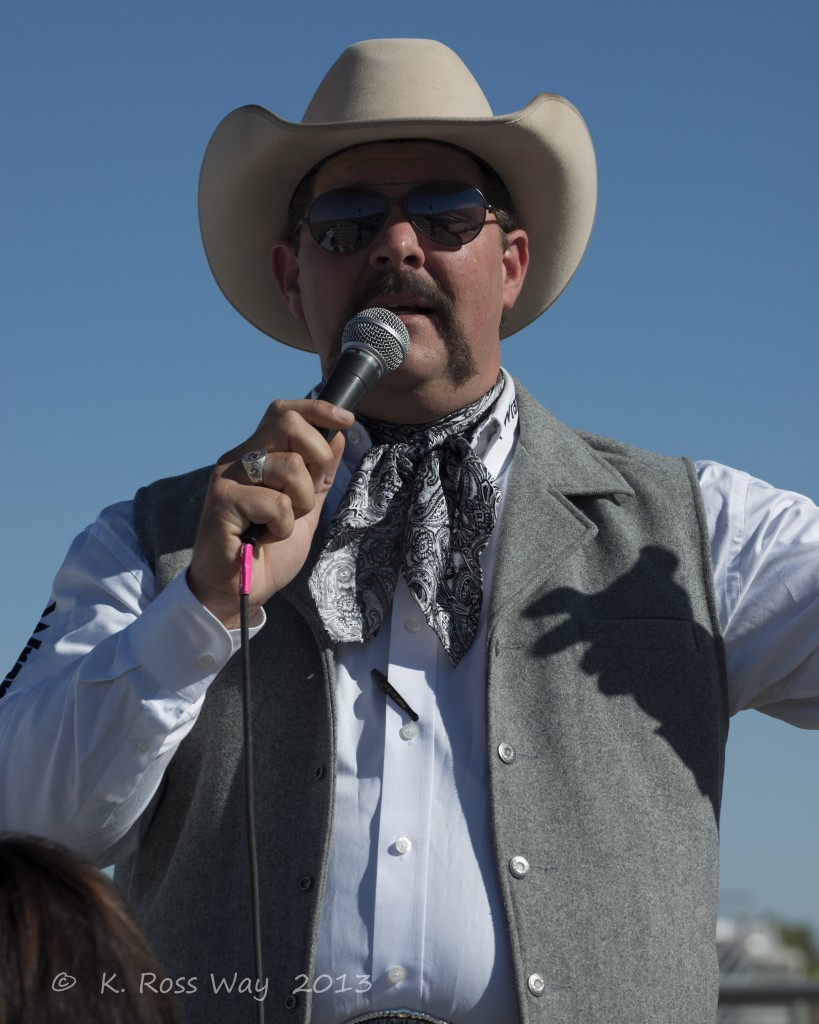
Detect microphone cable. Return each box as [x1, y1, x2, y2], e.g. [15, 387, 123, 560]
[233, 306, 408, 1023]
[239, 539, 265, 1024]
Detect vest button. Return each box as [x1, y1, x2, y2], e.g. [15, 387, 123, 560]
[528, 973, 546, 996]
[314, 765, 326, 780]
[498, 742, 516, 764]
[284, 994, 297, 1009]
[298, 875, 313, 891]
[509, 855, 529, 879]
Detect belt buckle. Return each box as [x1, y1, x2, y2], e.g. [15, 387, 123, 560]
[340, 1011, 452, 1024]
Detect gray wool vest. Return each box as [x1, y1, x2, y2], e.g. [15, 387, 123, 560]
[117, 382, 728, 1024]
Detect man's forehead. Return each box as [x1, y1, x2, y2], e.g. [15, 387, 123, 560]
[313, 140, 483, 189]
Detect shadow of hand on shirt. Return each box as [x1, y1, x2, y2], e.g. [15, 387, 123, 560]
[524, 544, 725, 820]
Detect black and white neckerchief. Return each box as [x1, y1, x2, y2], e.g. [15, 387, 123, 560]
[309, 375, 504, 665]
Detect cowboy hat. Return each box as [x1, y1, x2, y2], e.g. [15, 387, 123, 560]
[198, 38, 597, 352]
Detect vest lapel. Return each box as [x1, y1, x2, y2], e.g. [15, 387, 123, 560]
[488, 382, 634, 628]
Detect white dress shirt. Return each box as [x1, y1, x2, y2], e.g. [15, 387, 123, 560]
[1, 372, 818, 1022]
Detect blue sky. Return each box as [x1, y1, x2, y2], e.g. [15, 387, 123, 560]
[3, 0, 817, 937]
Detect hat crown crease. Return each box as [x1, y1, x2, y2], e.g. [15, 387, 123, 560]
[302, 38, 494, 124]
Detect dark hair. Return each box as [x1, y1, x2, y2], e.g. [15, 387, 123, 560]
[0, 834, 179, 1024]
[472, 153, 519, 249]
[285, 140, 520, 248]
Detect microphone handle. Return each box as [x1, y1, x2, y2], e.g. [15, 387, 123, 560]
[315, 347, 385, 440]
[241, 347, 384, 545]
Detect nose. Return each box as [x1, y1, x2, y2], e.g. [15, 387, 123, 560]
[368, 201, 425, 270]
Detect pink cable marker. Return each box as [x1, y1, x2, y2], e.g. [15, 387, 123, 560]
[240, 542, 255, 597]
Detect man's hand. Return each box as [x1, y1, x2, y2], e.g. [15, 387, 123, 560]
[188, 398, 355, 628]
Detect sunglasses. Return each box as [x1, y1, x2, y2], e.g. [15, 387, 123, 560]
[298, 181, 495, 254]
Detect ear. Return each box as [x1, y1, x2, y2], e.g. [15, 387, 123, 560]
[271, 241, 305, 320]
[501, 229, 529, 312]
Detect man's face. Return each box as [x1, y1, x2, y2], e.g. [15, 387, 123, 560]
[272, 141, 529, 422]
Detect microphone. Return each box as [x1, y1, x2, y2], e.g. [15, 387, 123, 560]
[240, 308, 409, 546]
[315, 307, 410, 440]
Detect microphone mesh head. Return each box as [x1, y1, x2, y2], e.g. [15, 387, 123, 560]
[341, 307, 410, 374]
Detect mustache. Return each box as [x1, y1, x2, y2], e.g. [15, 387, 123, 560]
[321, 269, 478, 392]
[354, 269, 453, 318]
[326, 271, 456, 364]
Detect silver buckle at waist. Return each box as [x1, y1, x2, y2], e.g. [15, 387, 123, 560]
[340, 1011, 453, 1024]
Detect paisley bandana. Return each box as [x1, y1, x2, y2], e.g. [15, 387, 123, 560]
[309, 375, 504, 665]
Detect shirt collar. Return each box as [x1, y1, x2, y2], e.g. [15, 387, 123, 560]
[338, 368, 516, 456]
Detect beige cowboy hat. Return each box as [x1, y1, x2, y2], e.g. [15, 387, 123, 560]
[198, 38, 597, 352]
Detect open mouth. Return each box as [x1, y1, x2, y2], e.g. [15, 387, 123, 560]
[371, 299, 435, 317]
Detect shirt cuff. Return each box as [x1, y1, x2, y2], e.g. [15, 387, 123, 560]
[123, 570, 266, 698]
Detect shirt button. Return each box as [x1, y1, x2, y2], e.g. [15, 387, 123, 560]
[405, 618, 421, 633]
[509, 855, 530, 879]
[528, 973, 546, 996]
[348, 428, 362, 445]
[498, 742, 516, 764]
[394, 837, 412, 855]
[136, 741, 149, 754]
[198, 654, 216, 671]
[400, 723, 419, 741]
[387, 965, 407, 985]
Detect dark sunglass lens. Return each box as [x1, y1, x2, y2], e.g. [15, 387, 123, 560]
[407, 183, 487, 245]
[307, 189, 386, 253]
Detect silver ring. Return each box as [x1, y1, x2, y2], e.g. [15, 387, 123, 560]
[241, 450, 267, 485]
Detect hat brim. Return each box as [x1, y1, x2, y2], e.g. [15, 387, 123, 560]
[198, 95, 597, 352]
